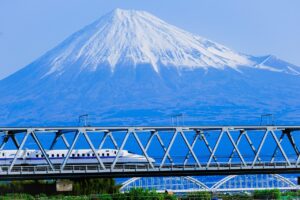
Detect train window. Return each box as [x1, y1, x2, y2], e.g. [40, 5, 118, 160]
[77, 154, 80, 157]
[62, 154, 65, 157]
[87, 153, 90, 157]
[92, 153, 95, 156]
[2, 153, 4, 156]
[51, 154, 54, 157]
[114, 151, 116, 154]
[27, 153, 29, 156]
[72, 154, 75, 157]
[107, 153, 109, 156]
[102, 153, 104, 157]
[46, 154, 49, 157]
[42, 154, 44, 157]
[57, 154, 59, 157]
[82, 154, 85, 157]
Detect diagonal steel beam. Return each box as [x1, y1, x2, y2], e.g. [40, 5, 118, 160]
[60, 130, 81, 170]
[49, 133, 59, 150]
[270, 132, 285, 163]
[183, 131, 200, 165]
[111, 130, 131, 169]
[206, 130, 224, 167]
[160, 130, 178, 168]
[61, 134, 70, 149]
[108, 132, 119, 149]
[145, 131, 156, 151]
[145, 131, 173, 164]
[180, 130, 201, 168]
[31, 131, 54, 171]
[98, 132, 110, 149]
[228, 130, 244, 163]
[156, 132, 174, 164]
[283, 131, 300, 165]
[132, 131, 154, 168]
[0, 131, 20, 150]
[270, 130, 291, 166]
[98, 131, 119, 150]
[296, 151, 300, 166]
[8, 130, 31, 172]
[11, 135, 20, 149]
[0, 132, 9, 150]
[244, 131, 261, 162]
[49, 131, 70, 150]
[200, 132, 218, 163]
[287, 131, 300, 165]
[82, 130, 105, 169]
[251, 130, 269, 167]
[226, 130, 246, 166]
[286, 131, 300, 156]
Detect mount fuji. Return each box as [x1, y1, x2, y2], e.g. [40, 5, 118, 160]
[0, 9, 300, 126]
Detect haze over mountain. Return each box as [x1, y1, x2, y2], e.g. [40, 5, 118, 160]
[0, 9, 299, 126]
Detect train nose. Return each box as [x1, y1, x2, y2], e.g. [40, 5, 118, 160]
[149, 157, 155, 163]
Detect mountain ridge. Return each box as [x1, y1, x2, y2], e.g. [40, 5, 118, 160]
[0, 8, 299, 126]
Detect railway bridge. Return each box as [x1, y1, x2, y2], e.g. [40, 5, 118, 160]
[0, 126, 300, 180]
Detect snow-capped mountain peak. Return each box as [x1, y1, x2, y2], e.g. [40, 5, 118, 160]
[1, 9, 300, 126]
[43, 8, 253, 77]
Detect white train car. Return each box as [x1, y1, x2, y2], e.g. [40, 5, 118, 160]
[0, 149, 155, 165]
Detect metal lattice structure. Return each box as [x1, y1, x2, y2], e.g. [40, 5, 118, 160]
[211, 174, 297, 192]
[120, 176, 209, 193]
[120, 174, 298, 192]
[0, 126, 300, 180]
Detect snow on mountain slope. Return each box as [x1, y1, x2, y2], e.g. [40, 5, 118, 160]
[43, 8, 253, 77]
[0, 8, 300, 126]
[252, 55, 300, 75]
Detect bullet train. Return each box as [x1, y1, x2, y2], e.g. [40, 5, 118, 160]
[0, 149, 155, 165]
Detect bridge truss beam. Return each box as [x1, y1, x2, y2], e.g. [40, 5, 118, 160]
[0, 126, 299, 180]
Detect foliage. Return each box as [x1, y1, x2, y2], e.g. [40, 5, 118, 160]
[2, 186, 300, 200]
[217, 193, 252, 200]
[280, 190, 300, 200]
[107, 188, 176, 200]
[253, 189, 281, 199]
[72, 178, 119, 195]
[182, 191, 212, 200]
[0, 178, 118, 195]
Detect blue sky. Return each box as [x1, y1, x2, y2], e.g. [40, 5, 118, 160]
[0, 0, 299, 80]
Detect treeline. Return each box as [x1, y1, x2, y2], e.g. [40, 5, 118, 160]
[0, 189, 299, 200]
[0, 188, 176, 200]
[0, 178, 118, 195]
[0, 179, 300, 200]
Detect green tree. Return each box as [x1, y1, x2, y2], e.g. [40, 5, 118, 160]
[181, 191, 211, 200]
[253, 189, 281, 199]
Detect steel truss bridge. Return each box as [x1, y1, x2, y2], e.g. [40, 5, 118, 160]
[0, 126, 300, 180]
